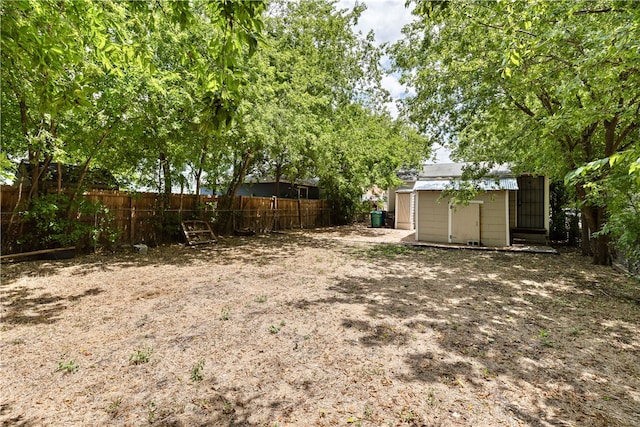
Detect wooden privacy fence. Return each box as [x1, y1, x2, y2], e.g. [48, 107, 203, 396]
[0, 186, 332, 248]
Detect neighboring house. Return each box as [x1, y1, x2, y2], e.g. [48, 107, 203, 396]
[15, 161, 119, 191]
[236, 176, 320, 199]
[199, 176, 321, 199]
[392, 163, 549, 246]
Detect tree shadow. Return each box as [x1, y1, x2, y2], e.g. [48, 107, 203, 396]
[1, 287, 103, 325]
[0, 403, 33, 427]
[296, 248, 640, 426]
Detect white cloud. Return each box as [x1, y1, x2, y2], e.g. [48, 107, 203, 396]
[381, 74, 414, 99]
[338, 0, 417, 118]
[338, 0, 415, 46]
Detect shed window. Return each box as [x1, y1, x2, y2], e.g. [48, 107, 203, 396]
[517, 176, 544, 228]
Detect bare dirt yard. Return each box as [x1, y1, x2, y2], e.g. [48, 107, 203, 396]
[1, 224, 639, 426]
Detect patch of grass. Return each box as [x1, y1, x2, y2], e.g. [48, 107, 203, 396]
[399, 409, 415, 423]
[129, 347, 153, 365]
[367, 244, 411, 258]
[222, 400, 234, 414]
[147, 400, 156, 423]
[106, 397, 122, 416]
[220, 307, 231, 321]
[255, 295, 268, 303]
[56, 359, 79, 374]
[191, 360, 205, 382]
[269, 325, 280, 334]
[568, 327, 581, 336]
[537, 329, 553, 347]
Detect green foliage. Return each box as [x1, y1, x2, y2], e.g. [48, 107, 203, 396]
[269, 325, 281, 334]
[367, 244, 411, 258]
[190, 360, 205, 382]
[2, 0, 430, 240]
[56, 359, 79, 374]
[19, 194, 118, 251]
[566, 148, 640, 267]
[129, 347, 153, 365]
[392, 0, 639, 264]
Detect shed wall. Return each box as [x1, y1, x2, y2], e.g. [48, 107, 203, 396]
[416, 191, 448, 242]
[416, 190, 509, 246]
[476, 191, 508, 247]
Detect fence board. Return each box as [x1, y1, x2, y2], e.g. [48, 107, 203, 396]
[1, 186, 333, 252]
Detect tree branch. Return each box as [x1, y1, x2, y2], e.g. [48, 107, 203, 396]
[510, 96, 536, 117]
[616, 124, 639, 153]
[574, 8, 612, 15]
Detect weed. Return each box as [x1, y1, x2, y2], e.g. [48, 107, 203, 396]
[425, 388, 436, 406]
[367, 244, 411, 258]
[106, 397, 122, 416]
[11, 338, 24, 345]
[303, 334, 311, 340]
[269, 325, 280, 334]
[147, 401, 156, 423]
[400, 410, 415, 422]
[255, 295, 268, 303]
[220, 307, 231, 321]
[56, 359, 79, 374]
[363, 405, 373, 419]
[130, 347, 153, 365]
[537, 329, 553, 347]
[222, 400, 234, 414]
[568, 327, 580, 336]
[191, 360, 205, 382]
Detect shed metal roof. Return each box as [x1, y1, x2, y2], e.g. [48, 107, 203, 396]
[414, 178, 518, 191]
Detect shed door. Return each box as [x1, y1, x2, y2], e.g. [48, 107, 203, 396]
[395, 192, 413, 230]
[450, 203, 480, 244]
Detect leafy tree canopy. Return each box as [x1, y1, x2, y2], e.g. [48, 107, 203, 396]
[391, 0, 640, 264]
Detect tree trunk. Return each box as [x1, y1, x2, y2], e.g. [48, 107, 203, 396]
[580, 209, 592, 256]
[159, 152, 172, 196]
[218, 149, 253, 233]
[194, 140, 209, 210]
[576, 184, 611, 265]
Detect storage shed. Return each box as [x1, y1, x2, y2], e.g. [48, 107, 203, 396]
[413, 164, 549, 247]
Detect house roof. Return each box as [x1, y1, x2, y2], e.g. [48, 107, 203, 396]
[419, 162, 512, 179]
[244, 174, 319, 187]
[414, 178, 518, 191]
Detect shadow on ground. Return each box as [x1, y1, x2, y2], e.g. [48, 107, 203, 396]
[297, 247, 640, 426]
[1, 287, 103, 325]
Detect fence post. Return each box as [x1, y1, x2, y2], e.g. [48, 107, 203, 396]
[130, 198, 135, 244]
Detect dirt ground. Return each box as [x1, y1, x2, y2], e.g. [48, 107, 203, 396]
[1, 224, 639, 427]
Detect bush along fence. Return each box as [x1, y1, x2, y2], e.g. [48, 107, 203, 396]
[0, 186, 332, 254]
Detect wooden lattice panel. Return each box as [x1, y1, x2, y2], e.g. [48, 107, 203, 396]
[181, 220, 217, 245]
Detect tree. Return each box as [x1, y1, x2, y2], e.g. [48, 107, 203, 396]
[391, 0, 640, 265]
[1, 0, 266, 251]
[223, 0, 429, 221]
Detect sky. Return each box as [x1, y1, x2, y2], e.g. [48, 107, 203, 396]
[337, 0, 451, 163]
[337, 0, 415, 116]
